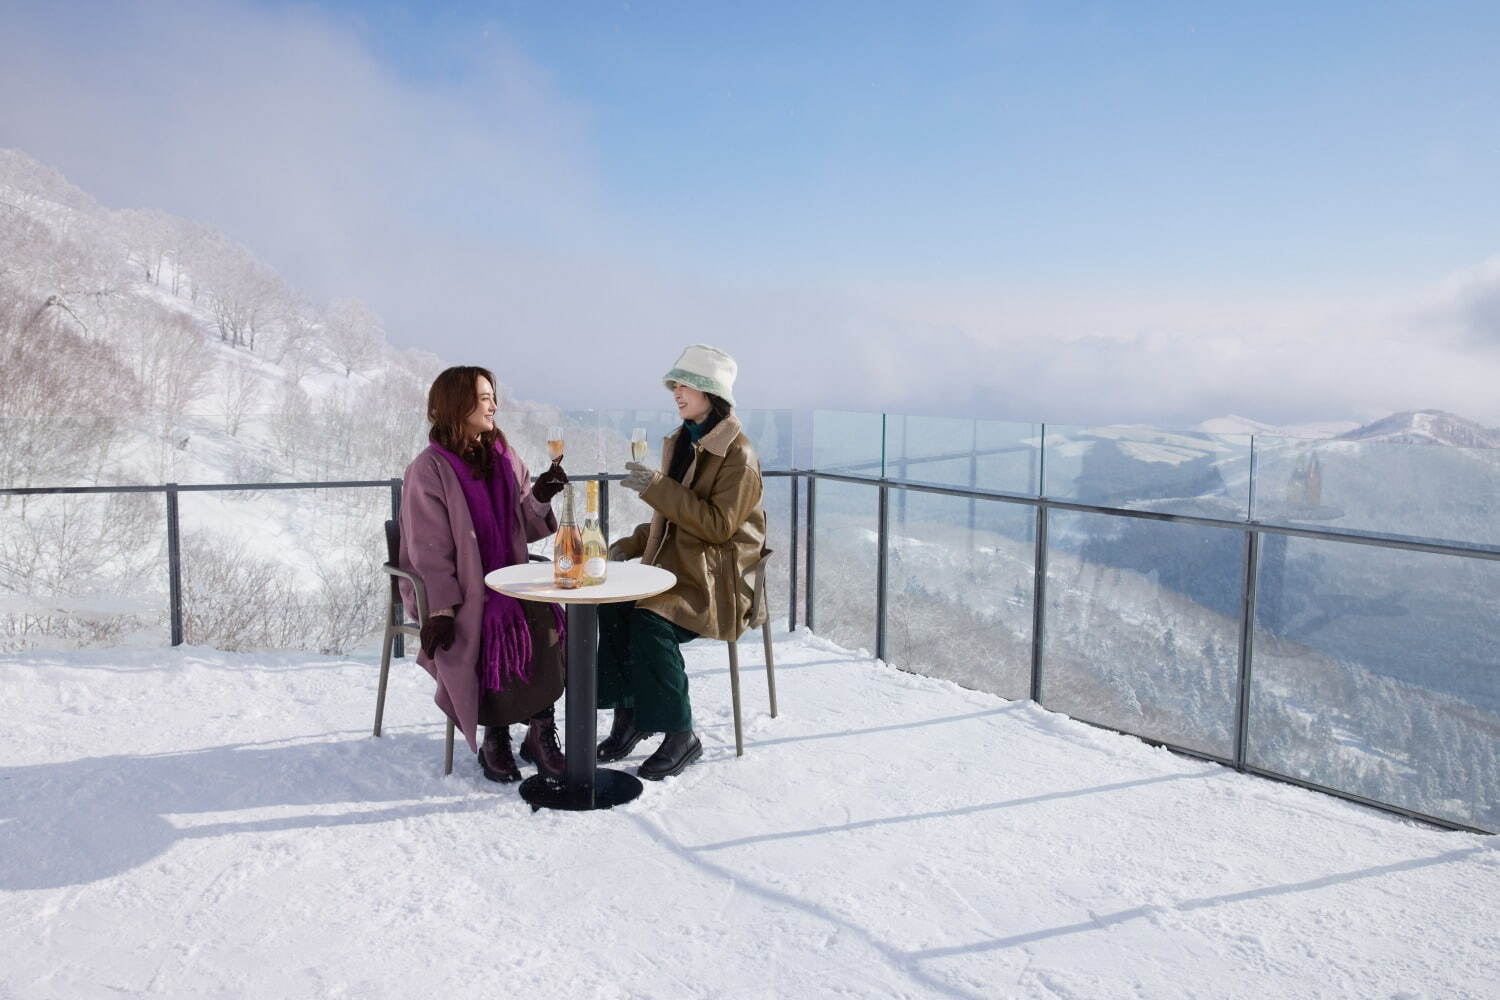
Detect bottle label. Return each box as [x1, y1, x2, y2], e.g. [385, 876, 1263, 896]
[584, 557, 606, 578]
[556, 557, 574, 571]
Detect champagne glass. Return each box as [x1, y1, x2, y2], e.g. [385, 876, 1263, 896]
[630, 427, 648, 464]
[547, 425, 564, 463]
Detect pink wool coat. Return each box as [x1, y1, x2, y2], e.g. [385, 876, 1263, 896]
[397, 445, 558, 753]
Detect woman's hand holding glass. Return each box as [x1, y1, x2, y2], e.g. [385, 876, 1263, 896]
[621, 462, 656, 494]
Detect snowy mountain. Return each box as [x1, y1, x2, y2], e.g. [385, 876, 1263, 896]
[1337, 409, 1500, 449]
[1195, 414, 1359, 439]
[0, 148, 619, 655]
[1197, 410, 1500, 447]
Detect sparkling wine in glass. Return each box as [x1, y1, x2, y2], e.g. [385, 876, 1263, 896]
[547, 425, 564, 463]
[630, 427, 648, 464]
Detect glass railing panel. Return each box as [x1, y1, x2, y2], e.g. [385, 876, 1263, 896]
[1043, 424, 1253, 520]
[497, 407, 602, 477]
[596, 408, 679, 477]
[178, 487, 387, 653]
[811, 410, 884, 478]
[810, 479, 879, 655]
[885, 491, 1034, 700]
[758, 474, 794, 630]
[737, 409, 799, 472]
[0, 491, 169, 651]
[1041, 510, 1244, 758]
[1247, 536, 1500, 830]
[1251, 436, 1500, 547]
[884, 415, 1042, 495]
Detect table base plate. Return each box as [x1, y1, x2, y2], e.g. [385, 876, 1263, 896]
[519, 768, 643, 812]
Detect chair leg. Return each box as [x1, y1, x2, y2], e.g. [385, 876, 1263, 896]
[444, 718, 455, 776]
[374, 626, 395, 737]
[762, 619, 778, 718]
[727, 639, 744, 757]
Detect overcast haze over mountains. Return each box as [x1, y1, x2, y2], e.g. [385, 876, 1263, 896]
[3, 1, 1499, 425]
[4, 146, 1499, 447]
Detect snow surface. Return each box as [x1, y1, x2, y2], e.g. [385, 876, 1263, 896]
[3, 632, 1497, 999]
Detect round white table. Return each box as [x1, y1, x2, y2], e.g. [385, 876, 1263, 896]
[485, 561, 677, 811]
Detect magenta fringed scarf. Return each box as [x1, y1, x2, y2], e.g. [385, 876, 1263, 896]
[430, 441, 565, 692]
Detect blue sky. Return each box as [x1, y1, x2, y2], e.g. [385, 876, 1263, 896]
[301, 0, 1500, 289]
[3, 0, 1500, 423]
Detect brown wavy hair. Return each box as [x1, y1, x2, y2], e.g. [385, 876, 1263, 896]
[427, 365, 508, 479]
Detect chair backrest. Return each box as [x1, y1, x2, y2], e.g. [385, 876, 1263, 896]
[384, 519, 400, 566]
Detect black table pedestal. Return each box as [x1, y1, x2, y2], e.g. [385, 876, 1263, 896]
[519, 601, 642, 812]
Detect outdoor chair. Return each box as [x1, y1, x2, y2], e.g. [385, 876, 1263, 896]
[374, 517, 546, 775]
[725, 548, 779, 757]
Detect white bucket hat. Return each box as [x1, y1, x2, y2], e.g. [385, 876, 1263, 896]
[663, 344, 737, 407]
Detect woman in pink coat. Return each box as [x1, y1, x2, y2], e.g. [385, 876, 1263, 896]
[398, 366, 569, 783]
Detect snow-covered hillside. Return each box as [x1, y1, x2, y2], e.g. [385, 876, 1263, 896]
[1, 149, 635, 654]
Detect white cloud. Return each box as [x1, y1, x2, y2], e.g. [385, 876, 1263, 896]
[2, 0, 1497, 428]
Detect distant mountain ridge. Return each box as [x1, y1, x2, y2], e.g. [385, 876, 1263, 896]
[1198, 410, 1499, 448]
[1336, 410, 1500, 449]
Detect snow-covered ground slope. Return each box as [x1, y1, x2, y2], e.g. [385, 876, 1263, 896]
[3, 633, 1495, 999]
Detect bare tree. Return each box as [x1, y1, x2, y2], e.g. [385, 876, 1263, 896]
[115, 208, 172, 285]
[323, 297, 385, 377]
[197, 236, 286, 350]
[221, 357, 263, 437]
[112, 297, 214, 474]
[0, 280, 143, 489]
[269, 377, 315, 474]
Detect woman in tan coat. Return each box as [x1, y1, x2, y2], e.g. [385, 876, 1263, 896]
[598, 345, 768, 779]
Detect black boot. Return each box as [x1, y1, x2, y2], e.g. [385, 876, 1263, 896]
[477, 725, 521, 783]
[518, 710, 566, 779]
[637, 730, 702, 781]
[596, 707, 650, 762]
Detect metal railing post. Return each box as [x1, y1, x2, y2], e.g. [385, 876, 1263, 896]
[1030, 504, 1048, 704]
[876, 481, 890, 661]
[1234, 529, 1261, 769]
[789, 473, 800, 632]
[1247, 435, 1259, 521]
[805, 476, 817, 632]
[390, 478, 404, 659]
[1037, 422, 1047, 499]
[599, 474, 610, 539]
[166, 484, 183, 646]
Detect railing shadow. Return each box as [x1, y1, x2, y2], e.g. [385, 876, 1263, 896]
[742, 704, 1024, 750]
[905, 847, 1486, 961]
[632, 812, 990, 1000]
[0, 726, 491, 890]
[687, 771, 1214, 852]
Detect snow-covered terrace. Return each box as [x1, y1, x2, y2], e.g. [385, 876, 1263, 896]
[4, 631, 1495, 999]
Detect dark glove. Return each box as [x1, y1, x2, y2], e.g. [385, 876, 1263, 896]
[420, 615, 455, 659]
[621, 462, 657, 495]
[531, 460, 568, 504]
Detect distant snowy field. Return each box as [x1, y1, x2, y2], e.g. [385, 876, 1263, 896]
[2, 632, 1496, 999]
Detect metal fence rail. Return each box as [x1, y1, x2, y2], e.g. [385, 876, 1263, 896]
[794, 468, 1499, 835]
[4, 464, 1495, 835]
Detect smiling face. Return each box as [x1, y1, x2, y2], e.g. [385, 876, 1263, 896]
[671, 382, 711, 423]
[463, 375, 497, 439]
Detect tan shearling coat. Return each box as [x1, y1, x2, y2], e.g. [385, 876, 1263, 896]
[613, 414, 768, 641]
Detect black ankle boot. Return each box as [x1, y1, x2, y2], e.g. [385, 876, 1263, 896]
[477, 726, 521, 783]
[518, 711, 566, 779]
[637, 730, 702, 781]
[596, 707, 649, 763]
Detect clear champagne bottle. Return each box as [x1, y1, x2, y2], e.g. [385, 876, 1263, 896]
[581, 480, 608, 586]
[553, 484, 583, 589]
